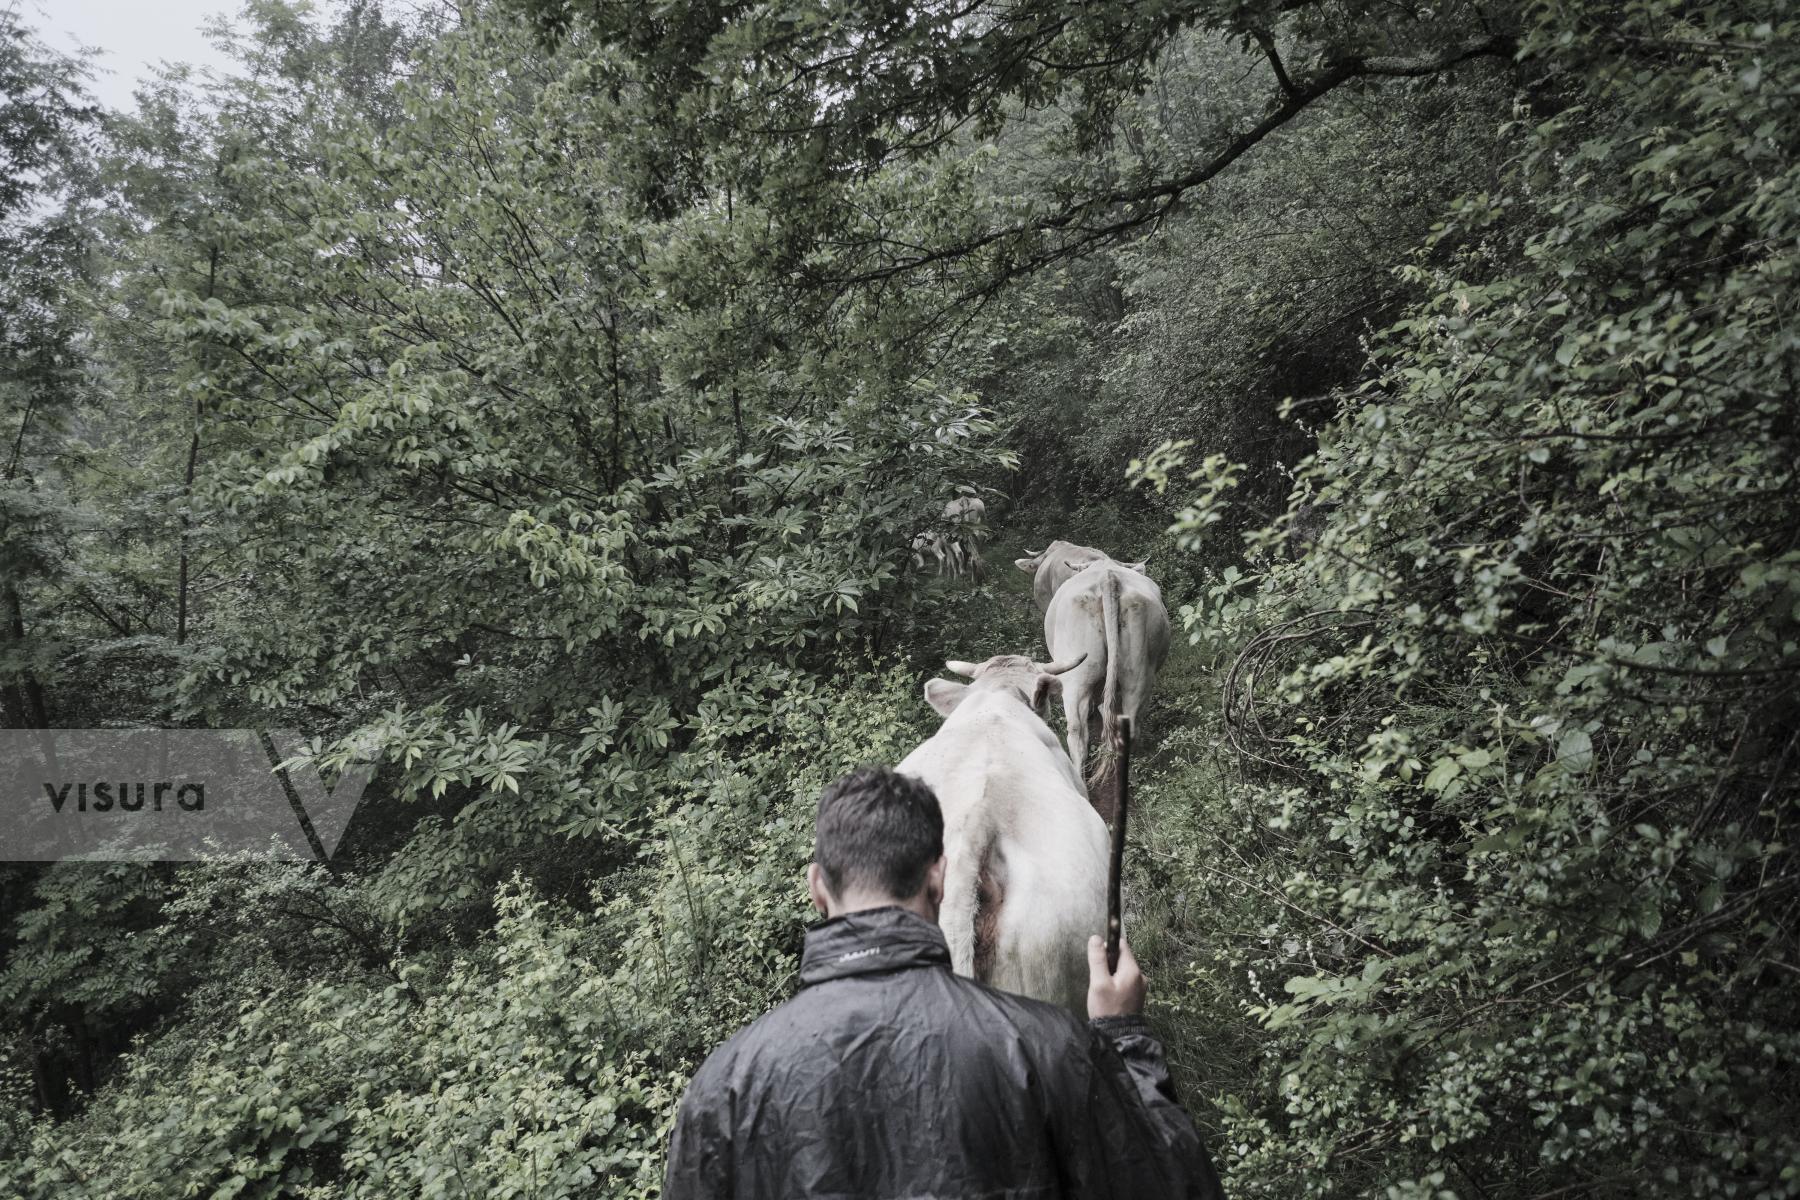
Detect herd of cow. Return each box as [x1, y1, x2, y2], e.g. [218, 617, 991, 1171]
[894, 497, 1175, 1014]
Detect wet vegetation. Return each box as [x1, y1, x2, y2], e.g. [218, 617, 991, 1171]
[2, 0, 1797, 1195]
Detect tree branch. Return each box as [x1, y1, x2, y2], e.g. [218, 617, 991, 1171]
[1252, 28, 1297, 96]
[817, 33, 1517, 290]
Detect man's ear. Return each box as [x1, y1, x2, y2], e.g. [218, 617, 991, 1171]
[924, 678, 968, 715]
[922, 855, 947, 912]
[1125, 559, 1148, 574]
[806, 862, 834, 917]
[1032, 672, 1064, 714]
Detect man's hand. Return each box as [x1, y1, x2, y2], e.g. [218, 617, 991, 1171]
[1087, 934, 1148, 1019]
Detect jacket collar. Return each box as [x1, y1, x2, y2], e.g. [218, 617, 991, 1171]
[799, 905, 951, 987]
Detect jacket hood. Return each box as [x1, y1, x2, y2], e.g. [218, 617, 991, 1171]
[798, 905, 951, 986]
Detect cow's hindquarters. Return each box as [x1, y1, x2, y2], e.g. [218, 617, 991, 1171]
[984, 816, 1107, 1014]
[900, 694, 1109, 1013]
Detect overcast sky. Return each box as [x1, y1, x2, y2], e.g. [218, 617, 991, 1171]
[28, 0, 238, 112]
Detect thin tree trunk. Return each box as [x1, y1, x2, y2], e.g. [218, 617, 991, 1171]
[176, 426, 199, 646]
[4, 393, 33, 482]
[727, 385, 746, 551]
[606, 311, 625, 491]
[0, 682, 24, 727]
[3, 380, 46, 726]
[4, 585, 49, 728]
[177, 244, 219, 647]
[30, 1045, 53, 1113]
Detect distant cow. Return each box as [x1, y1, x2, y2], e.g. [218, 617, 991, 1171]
[911, 494, 988, 581]
[898, 653, 1102, 1013]
[944, 494, 986, 525]
[1045, 557, 1170, 820]
[943, 494, 986, 581]
[1014, 540, 1139, 613]
[911, 530, 949, 574]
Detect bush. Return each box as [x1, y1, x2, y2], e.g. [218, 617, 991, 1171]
[1144, 1, 1800, 1192]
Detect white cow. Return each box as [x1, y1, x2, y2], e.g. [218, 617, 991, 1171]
[1013, 540, 1135, 613]
[911, 530, 949, 574]
[898, 653, 1103, 1013]
[944, 494, 985, 524]
[943, 494, 986, 581]
[1045, 557, 1171, 820]
[911, 495, 988, 581]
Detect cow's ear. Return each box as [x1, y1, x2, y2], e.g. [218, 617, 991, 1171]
[1013, 556, 1041, 573]
[925, 678, 968, 716]
[1032, 673, 1064, 713]
[1125, 559, 1148, 574]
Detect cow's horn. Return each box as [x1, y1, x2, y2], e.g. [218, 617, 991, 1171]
[944, 659, 981, 677]
[1038, 652, 1088, 675]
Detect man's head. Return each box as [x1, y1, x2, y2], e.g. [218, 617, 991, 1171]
[807, 767, 946, 919]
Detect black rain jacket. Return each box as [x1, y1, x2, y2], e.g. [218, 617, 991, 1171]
[664, 906, 1225, 1199]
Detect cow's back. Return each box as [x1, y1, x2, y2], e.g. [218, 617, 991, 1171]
[1028, 539, 1108, 612]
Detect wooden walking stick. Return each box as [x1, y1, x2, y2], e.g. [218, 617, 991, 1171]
[1105, 715, 1133, 973]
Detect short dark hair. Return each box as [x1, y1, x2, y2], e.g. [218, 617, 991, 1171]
[814, 767, 944, 901]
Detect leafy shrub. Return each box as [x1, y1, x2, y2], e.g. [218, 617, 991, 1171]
[0, 665, 933, 1198]
[1144, 1, 1800, 1192]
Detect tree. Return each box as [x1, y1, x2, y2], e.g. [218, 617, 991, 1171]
[517, 0, 1519, 307]
[0, 7, 97, 729]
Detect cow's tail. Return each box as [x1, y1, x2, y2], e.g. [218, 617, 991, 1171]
[1087, 570, 1124, 815]
[939, 827, 986, 978]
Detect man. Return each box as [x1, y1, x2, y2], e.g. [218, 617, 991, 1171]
[664, 766, 1225, 1199]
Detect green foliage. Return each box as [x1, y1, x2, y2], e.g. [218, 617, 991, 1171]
[0, 8, 97, 731]
[0, 862, 190, 1122]
[0, 7, 1012, 1179]
[36, 0, 1010, 924]
[6, 0, 1798, 1195]
[1144, 0, 1800, 1193]
[1100, 36, 1513, 513]
[0, 663, 933, 1198]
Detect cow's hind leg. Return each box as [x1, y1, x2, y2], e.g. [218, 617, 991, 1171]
[973, 842, 1005, 983]
[1065, 679, 1095, 786]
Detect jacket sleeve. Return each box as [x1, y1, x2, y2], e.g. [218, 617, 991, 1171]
[1055, 1015, 1225, 1200]
[662, 1059, 734, 1200]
